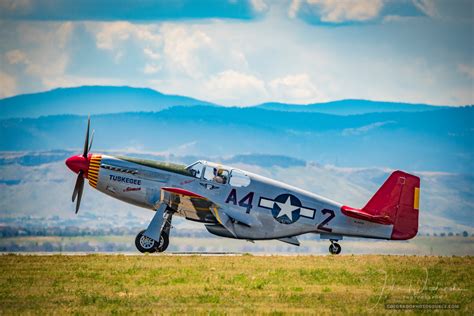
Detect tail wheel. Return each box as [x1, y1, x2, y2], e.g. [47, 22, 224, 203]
[329, 242, 342, 255]
[135, 230, 157, 253]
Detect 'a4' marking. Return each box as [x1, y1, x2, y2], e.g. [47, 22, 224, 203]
[225, 189, 254, 213]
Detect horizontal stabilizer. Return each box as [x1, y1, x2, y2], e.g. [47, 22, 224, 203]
[341, 206, 393, 225]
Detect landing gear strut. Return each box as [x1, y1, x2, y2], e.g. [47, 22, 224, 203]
[135, 204, 173, 253]
[329, 240, 342, 255]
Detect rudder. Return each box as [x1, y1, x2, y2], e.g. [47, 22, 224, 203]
[361, 170, 420, 240]
[390, 171, 420, 240]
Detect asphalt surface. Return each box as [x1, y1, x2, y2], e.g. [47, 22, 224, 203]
[1, 251, 326, 256]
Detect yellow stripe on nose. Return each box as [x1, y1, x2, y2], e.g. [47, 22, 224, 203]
[414, 187, 420, 210]
[88, 154, 102, 189]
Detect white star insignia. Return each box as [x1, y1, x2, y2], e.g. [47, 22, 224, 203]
[275, 196, 299, 221]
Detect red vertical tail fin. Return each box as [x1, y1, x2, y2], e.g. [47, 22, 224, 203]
[341, 170, 420, 239]
[388, 171, 420, 240]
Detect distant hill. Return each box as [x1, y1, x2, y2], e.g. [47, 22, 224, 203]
[256, 99, 449, 115]
[0, 106, 472, 173]
[0, 86, 214, 119]
[0, 86, 461, 119]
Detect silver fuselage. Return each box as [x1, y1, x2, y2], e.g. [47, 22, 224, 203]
[91, 154, 392, 240]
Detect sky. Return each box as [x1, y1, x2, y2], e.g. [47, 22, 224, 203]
[0, 0, 473, 106]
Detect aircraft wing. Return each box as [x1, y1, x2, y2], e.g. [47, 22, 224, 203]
[160, 187, 216, 223]
[160, 187, 253, 237]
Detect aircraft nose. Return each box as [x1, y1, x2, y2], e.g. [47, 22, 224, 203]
[65, 155, 90, 177]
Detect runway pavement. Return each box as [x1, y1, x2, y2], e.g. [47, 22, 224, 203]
[0, 251, 330, 256]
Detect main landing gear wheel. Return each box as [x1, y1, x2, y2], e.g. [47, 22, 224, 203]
[329, 242, 342, 255]
[156, 231, 169, 253]
[135, 230, 169, 253]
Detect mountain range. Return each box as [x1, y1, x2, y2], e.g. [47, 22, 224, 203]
[256, 100, 449, 115]
[0, 86, 213, 119]
[0, 86, 460, 119]
[0, 105, 472, 173]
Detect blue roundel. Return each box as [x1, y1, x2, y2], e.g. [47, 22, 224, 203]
[271, 194, 302, 224]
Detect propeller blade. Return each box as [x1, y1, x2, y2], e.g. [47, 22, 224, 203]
[72, 170, 84, 202]
[88, 129, 95, 153]
[75, 177, 84, 214]
[82, 116, 90, 158]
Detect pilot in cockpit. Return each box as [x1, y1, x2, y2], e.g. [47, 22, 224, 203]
[213, 168, 228, 184]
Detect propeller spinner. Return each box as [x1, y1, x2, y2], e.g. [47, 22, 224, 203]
[65, 116, 95, 214]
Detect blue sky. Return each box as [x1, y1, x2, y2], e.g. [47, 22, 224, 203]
[0, 0, 472, 106]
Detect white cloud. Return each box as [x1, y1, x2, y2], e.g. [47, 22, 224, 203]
[0, 71, 17, 98]
[93, 22, 130, 50]
[142, 48, 162, 73]
[204, 70, 267, 105]
[5, 49, 28, 64]
[18, 22, 72, 78]
[160, 24, 213, 78]
[99, 17, 472, 106]
[269, 73, 323, 103]
[89, 22, 214, 79]
[2, 5, 472, 106]
[288, 0, 302, 18]
[89, 21, 163, 66]
[251, 0, 268, 12]
[304, 0, 384, 22]
[26, 53, 68, 78]
[458, 64, 474, 79]
[91, 22, 156, 50]
[412, 0, 439, 18]
[134, 25, 163, 43]
[143, 63, 161, 75]
[143, 48, 161, 60]
[4, 22, 73, 89]
[382, 15, 419, 23]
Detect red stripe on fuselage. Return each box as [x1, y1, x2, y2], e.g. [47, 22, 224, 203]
[161, 187, 205, 199]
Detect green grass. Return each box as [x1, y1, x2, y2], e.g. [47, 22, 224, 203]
[0, 255, 472, 314]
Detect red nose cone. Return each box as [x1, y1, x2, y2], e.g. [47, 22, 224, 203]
[65, 155, 90, 178]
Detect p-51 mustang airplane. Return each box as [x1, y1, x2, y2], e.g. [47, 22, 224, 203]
[66, 118, 420, 254]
